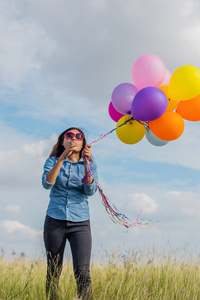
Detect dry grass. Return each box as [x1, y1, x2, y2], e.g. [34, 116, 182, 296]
[1, 247, 200, 299]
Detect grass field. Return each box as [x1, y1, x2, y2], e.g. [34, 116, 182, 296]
[1, 247, 200, 300]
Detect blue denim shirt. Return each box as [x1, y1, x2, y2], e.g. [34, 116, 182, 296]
[42, 156, 98, 221]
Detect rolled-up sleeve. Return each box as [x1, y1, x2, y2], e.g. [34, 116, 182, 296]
[42, 157, 56, 190]
[83, 162, 98, 196]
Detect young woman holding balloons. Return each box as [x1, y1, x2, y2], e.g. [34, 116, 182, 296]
[42, 127, 98, 300]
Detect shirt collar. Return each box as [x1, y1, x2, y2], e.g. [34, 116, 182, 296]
[64, 157, 84, 163]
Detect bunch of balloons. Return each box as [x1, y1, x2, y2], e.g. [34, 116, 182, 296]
[108, 54, 200, 146]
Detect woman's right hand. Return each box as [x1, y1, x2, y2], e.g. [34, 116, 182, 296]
[59, 147, 74, 161]
[46, 146, 74, 184]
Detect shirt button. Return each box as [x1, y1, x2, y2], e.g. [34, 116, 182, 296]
[67, 205, 69, 208]
[68, 188, 70, 190]
[68, 197, 70, 199]
[69, 179, 72, 181]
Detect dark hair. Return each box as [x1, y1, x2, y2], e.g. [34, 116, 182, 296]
[49, 127, 86, 159]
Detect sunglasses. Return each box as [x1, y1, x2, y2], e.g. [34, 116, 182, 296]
[64, 132, 84, 141]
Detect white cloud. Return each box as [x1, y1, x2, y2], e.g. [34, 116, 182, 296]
[127, 193, 159, 214]
[1, 0, 200, 111]
[0, 0, 55, 90]
[5, 205, 20, 213]
[0, 128, 57, 189]
[168, 190, 200, 218]
[0, 220, 42, 240]
[22, 134, 57, 158]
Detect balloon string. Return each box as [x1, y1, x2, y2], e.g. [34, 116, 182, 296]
[82, 157, 156, 228]
[83, 117, 154, 228]
[88, 116, 146, 146]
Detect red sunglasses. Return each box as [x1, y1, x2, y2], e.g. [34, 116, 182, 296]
[64, 132, 84, 141]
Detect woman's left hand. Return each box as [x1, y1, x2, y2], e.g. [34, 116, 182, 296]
[82, 145, 92, 161]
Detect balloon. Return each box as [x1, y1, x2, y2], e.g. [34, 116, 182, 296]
[168, 65, 200, 101]
[160, 69, 171, 85]
[176, 94, 200, 121]
[108, 101, 124, 122]
[145, 127, 169, 146]
[131, 87, 168, 121]
[116, 116, 146, 144]
[111, 83, 138, 115]
[132, 54, 165, 90]
[149, 111, 184, 141]
[159, 85, 179, 111]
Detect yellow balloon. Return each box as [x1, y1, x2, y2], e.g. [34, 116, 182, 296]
[169, 65, 200, 101]
[116, 115, 146, 144]
[159, 85, 179, 111]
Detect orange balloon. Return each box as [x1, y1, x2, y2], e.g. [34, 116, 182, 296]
[159, 85, 179, 111]
[176, 94, 200, 121]
[149, 111, 184, 141]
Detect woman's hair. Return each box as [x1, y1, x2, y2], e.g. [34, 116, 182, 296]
[49, 127, 87, 159]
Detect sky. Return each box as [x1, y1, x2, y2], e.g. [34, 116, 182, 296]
[1, 0, 200, 261]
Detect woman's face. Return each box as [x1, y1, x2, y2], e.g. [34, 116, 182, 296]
[62, 129, 84, 153]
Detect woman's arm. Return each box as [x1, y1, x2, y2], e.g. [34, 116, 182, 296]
[46, 148, 73, 184]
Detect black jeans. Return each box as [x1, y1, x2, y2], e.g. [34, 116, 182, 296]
[43, 215, 92, 300]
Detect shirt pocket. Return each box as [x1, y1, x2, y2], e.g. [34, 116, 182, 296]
[55, 169, 69, 187]
[73, 165, 85, 179]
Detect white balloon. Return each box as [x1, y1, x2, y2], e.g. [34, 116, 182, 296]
[145, 127, 169, 146]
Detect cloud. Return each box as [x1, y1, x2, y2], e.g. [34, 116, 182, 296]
[0, 220, 42, 240]
[1, 0, 200, 117]
[168, 190, 200, 218]
[22, 134, 57, 158]
[0, 126, 57, 189]
[0, 0, 55, 90]
[127, 193, 159, 214]
[5, 205, 20, 213]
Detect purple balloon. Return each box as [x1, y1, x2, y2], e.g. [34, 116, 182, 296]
[111, 83, 138, 115]
[108, 101, 124, 122]
[131, 87, 168, 121]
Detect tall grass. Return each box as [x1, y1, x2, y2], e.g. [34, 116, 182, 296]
[1, 247, 200, 299]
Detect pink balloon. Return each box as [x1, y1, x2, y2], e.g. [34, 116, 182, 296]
[111, 83, 138, 114]
[108, 101, 124, 122]
[132, 54, 165, 90]
[160, 69, 172, 85]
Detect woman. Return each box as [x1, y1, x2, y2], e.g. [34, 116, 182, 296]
[42, 127, 98, 300]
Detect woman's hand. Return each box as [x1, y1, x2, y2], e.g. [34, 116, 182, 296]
[59, 144, 75, 162]
[82, 145, 92, 161]
[82, 145, 93, 184]
[46, 145, 74, 184]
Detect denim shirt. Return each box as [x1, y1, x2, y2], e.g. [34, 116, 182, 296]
[42, 156, 98, 222]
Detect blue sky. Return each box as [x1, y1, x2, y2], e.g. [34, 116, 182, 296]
[1, 0, 200, 260]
